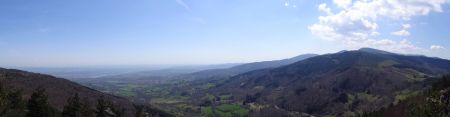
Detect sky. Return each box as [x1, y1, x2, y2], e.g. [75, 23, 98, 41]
[1, 0, 450, 67]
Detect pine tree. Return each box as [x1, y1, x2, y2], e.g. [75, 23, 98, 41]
[62, 93, 83, 117]
[95, 96, 108, 117]
[81, 97, 95, 117]
[26, 87, 53, 117]
[0, 83, 26, 117]
[7, 90, 25, 109]
[95, 96, 125, 117]
[135, 105, 145, 117]
[0, 83, 9, 115]
[110, 105, 124, 117]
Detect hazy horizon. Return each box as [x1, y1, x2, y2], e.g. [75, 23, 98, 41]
[1, 0, 450, 67]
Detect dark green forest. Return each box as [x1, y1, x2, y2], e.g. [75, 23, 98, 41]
[362, 75, 450, 117]
[0, 84, 129, 117]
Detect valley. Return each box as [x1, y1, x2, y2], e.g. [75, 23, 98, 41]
[66, 48, 450, 117]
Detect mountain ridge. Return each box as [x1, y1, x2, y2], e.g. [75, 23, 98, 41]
[206, 48, 450, 116]
[175, 53, 318, 80]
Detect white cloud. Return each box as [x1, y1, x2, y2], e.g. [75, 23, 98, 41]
[371, 32, 380, 36]
[175, 0, 207, 24]
[430, 45, 446, 50]
[391, 30, 410, 36]
[176, 0, 191, 11]
[309, 0, 450, 53]
[318, 3, 333, 15]
[284, 1, 298, 8]
[333, 0, 352, 8]
[391, 24, 411, 36]
[402, 24, 411, 29]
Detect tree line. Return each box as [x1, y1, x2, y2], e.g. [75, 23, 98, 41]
[0, 84, 125, 117]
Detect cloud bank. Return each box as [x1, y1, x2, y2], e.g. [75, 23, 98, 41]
[309, 0, 450, 53]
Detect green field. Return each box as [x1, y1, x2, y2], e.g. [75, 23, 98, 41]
[201, 104, 249, 117]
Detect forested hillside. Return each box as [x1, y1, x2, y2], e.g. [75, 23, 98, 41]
[0, 68, 173, 117]
[362, 75, 450, 117]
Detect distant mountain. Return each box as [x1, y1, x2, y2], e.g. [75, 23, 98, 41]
[208, 48, 450, 116]
[22, 64, 242, 79]
[98, 63, 241, 79]
[176, 54, 318, 80]
[0, 68, 171, 117]
[22, 67, 162, 79]
[95, 54, 317, 81]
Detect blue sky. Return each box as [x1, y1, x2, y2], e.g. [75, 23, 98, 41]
[1, 0, 450, 67]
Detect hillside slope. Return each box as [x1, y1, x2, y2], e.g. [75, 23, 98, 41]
[0, 68, 143, 116]
[362, 75, 450, 117]
[209, 48, 450, 116]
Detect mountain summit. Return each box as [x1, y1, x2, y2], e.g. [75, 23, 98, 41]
[358, 48, 394, 55]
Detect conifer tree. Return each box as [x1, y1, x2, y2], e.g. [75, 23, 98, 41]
[0, 83, 26, 117]
[7, 90, 25, 109]
[0, 83, 9, 115]
[95, 96, 108, 117]
[81, 97, 95, 117]
[95, 96, 124, 117]
[62, 93, 83, 117]
[26, 87, 53, 117]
